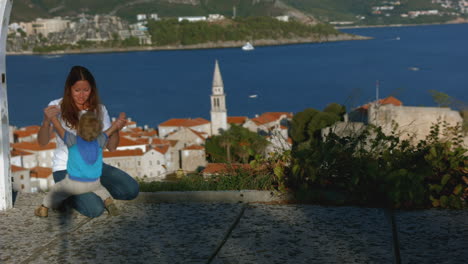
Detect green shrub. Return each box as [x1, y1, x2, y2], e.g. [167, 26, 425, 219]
[290, 122, 467, 209]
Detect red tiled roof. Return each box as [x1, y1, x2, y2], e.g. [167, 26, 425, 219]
[30, 166, 52, 179]
[183, 145, 205, 150]
[12, 142, 56, 151]
[154, 145, 170, 154]
[358, 96, 403, 110]
[202, 163, 251, 174]
[14, 126, 40, 138]
[168, 140, 179, 147]
[141, 130, 158, 137]
[251, 112, 293, 125]
[287, 138, 293, 144]
[159, 118, 210, 127]
[11, 165, 28, 172]
[11, 149, 34, 156]
[227, 116, 248, 124]
[135, 138, 150, 145]
[152, 138, 172, 145]
[103, 149, 143, 158]
[119, 136, 145, 147]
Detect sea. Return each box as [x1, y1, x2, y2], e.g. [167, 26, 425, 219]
[6, 23, 468, 128]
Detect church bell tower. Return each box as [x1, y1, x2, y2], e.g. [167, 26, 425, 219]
[210, 60, 228, 135]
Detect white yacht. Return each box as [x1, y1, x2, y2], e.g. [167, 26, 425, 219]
[242, 42, 254, 51]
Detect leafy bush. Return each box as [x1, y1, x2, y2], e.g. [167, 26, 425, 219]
[291, 121, 467, 209]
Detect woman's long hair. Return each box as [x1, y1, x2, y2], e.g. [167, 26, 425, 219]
[60, 66, 102, 129]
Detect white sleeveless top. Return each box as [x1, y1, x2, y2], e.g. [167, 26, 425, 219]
[48, 98, 111, 172]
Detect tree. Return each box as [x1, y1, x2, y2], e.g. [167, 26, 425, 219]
[429, 90, 451, 107]
[205, 125, 269, 163]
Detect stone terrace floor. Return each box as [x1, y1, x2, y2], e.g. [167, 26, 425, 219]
[1, 193, 467, 264]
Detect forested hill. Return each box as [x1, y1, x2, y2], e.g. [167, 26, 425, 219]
[11, 0, 465, 25]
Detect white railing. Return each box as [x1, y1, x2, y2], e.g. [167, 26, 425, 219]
[0, 0, 13, 211]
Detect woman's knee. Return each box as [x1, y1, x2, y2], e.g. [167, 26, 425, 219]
[101, 164, 139, 200]
[70, 193, 105, 218]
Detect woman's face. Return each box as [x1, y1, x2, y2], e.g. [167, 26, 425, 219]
[71, 80, 91, 110]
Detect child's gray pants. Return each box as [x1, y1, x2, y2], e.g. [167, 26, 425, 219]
[42, 174, 111, 209]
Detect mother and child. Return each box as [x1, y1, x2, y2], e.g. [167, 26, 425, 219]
[34, 65, 139, 218]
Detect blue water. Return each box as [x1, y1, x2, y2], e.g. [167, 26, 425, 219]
[7, 23, 468, 128]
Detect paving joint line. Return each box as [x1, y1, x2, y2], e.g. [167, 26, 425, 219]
[385, 208, 401, 264]
[20, 217, 93, 264]
[206, 203, 248, 264]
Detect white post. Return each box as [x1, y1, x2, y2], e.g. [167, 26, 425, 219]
[0, 0, 13, 211]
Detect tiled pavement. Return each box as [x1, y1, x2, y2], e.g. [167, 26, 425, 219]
[1, 193, 467, 264]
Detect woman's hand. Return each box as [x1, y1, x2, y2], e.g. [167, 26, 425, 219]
[43, 105, 60, 122]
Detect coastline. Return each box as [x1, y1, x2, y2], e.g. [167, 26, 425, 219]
[6, 34, 370, 56]
[7, 20, 467, 56]
[335, 18, 468, 29]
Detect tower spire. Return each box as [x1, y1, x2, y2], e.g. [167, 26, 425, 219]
[212, 59, 224, 92]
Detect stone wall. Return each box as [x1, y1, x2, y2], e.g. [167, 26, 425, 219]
[368, 104, 464, 144]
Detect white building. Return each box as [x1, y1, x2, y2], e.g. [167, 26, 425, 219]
[30, 166, 54, 192]
[13, 125, 41, 143]
[178, 16, 207, 22]
[11, 149, 36, 169]
[137, 14, 147, 21]
[11, 165, 32, 193]
[275, 15, 289, 22]
[22, 18, 70, 36]
[181, 145, 207, 172]
[11, 141, 56, 168]
[243, 112, 293, 135]
[208, 14, 225, 21]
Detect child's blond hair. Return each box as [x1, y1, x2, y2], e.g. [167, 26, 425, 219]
[78, 112, 102, 141]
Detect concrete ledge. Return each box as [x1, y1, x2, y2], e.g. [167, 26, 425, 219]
[123, 191, 292, 204]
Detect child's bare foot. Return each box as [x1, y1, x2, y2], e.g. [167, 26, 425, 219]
[35, 205, 48, 217]
[104, 198, 119, 216]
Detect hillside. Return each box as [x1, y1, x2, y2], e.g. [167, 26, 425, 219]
[10, 0, 466, 25]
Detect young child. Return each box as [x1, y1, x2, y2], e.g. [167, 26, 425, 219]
[35, 111, 120, 217]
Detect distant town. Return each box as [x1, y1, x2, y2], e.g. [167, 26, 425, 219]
[6, 0, 468, 53]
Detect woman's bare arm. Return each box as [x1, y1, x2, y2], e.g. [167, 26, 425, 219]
[37, 105, 60, 146]
[105, 112, 127, 151]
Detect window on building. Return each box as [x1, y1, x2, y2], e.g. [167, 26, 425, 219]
[21, 184, 24, 190]
[11, 177, 14, 182]
[138, 161, 141, 166]
[117, 162, 121, 167]
[20, 175, 24, 180]
[157, 160, 160, 165]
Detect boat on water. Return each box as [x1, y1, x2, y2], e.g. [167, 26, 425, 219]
[408, 67, 420, 71]
[396, 36, 400, 40]
[242, 42, 254, 51]
[249, 94, 258, 98]
[42, 55, 62, 59]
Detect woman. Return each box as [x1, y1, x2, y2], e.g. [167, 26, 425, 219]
[37, 65, 139, 218]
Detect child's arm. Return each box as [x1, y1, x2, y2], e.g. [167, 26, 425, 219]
[50, 116, 66, 139]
